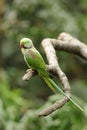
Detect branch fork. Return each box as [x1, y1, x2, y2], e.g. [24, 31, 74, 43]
[22, 32, 87, 117]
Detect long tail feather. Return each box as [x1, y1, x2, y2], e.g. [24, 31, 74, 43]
[43, 77, 84, 112]
[43, 77, 58, 93]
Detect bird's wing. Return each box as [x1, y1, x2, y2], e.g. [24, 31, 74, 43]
[24, 48, 49, 77]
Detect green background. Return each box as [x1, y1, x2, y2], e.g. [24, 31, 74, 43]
[0, 0, 87, 130]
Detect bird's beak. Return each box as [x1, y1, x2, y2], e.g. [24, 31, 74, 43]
[20, 43, 25, 54]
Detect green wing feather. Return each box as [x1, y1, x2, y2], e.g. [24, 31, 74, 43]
[24, 47, 48, 77]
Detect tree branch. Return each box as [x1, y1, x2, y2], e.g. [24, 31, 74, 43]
[22, 32, 87, 117]
[22, 69, 35, 81]
[38, 36, 71, 117]
[52, 32, 87, 60]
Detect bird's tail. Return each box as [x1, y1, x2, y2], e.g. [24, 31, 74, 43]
[43, 76, 84, 112]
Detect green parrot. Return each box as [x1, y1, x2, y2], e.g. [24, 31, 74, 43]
[20, 38, 84, 112]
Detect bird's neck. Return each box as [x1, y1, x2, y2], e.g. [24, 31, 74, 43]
[21, 48, 28, 55]
[21, 47, 36, 55]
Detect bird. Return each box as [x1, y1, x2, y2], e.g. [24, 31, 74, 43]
[20, 37, 84, 112]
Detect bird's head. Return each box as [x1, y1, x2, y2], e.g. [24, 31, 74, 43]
[20, 38, 33, 54]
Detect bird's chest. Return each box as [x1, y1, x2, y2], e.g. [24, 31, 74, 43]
[25, 49, 36, 59]
[28, 50, 36, 59]
[24, 50, 37, 67]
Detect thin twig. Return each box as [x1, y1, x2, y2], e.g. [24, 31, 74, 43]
[22, 69, 35, 80]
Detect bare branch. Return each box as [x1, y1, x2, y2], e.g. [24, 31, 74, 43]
[38, 97, 69, 117]
[22, 69, 35, 81]
[22, 32, 87, 117]
[52, 32, 87, 60]
[38, 38, 71, 117]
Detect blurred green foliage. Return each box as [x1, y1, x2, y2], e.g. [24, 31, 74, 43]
[0, 0, 87, 129]
[0, 93, 87, 130]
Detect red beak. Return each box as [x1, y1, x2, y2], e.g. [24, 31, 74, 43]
[20, 43, 24, 48]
